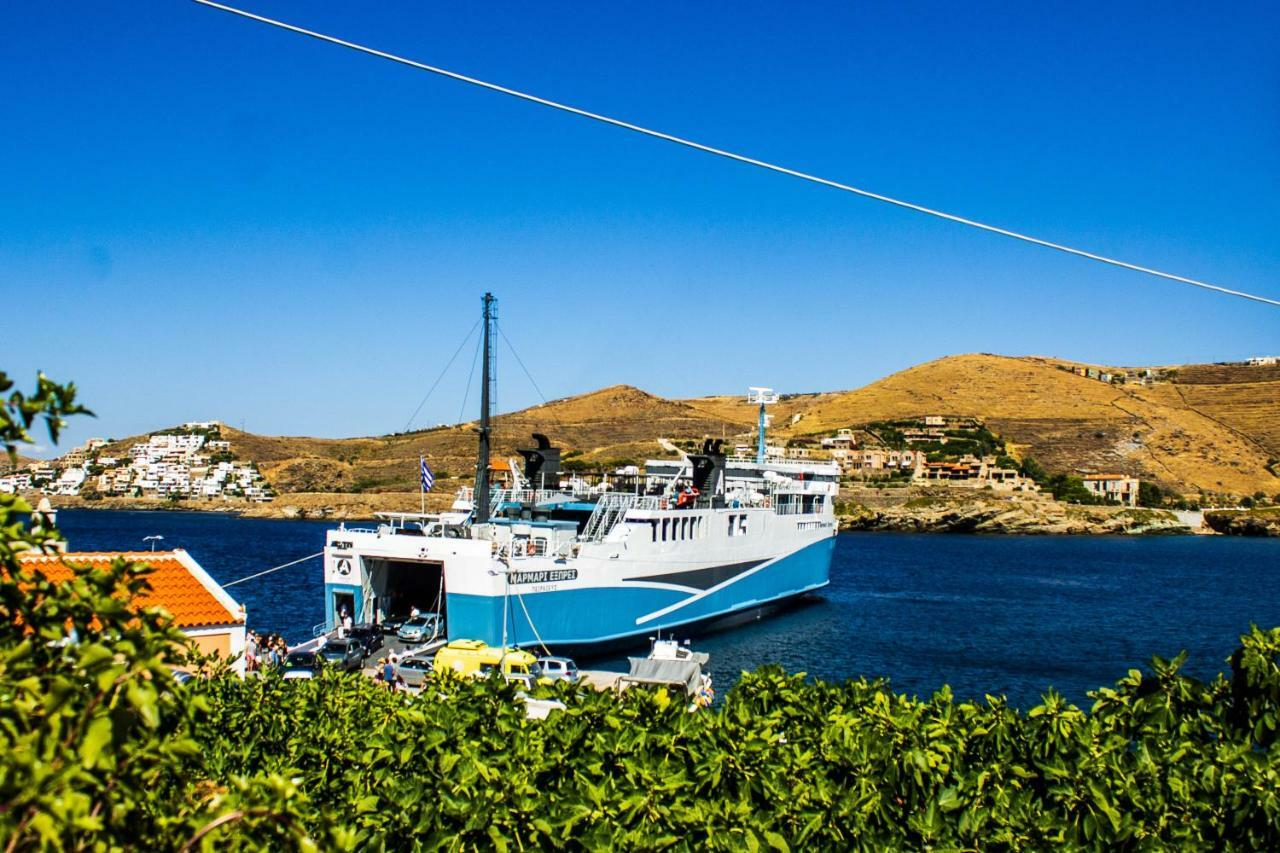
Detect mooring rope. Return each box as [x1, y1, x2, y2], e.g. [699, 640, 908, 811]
[223, 551, 324, 588]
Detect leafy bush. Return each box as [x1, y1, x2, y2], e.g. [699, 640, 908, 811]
[1018, 456, 1050, 484]
[1046, 474, 1102, 504]
[1138, 481, 1166, 508]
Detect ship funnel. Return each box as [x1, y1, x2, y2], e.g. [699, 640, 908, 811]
[518, 433, 562, 490]
[688, 438, 727, 498]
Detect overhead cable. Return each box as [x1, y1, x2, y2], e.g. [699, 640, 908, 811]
[193, 0, 1280, 308]
[403, 319, 480, 433]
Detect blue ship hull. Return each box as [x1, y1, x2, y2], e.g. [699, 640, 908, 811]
[446, 537, 835, 648]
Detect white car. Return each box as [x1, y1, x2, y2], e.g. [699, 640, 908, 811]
[535, 656, 579, 683]
[397, 613, 444, 643]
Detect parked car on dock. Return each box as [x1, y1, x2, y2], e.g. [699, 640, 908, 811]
[346, 623, 383, 657]
[379, 616, 405, 636]
[282, 651, 324, 680]
[534, 656, 579, 684]
[319, 639, 363, 672]
[397, 654, 435, 688]
[397, 613, 444, 644]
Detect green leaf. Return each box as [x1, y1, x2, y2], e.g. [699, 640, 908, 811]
[80, 715, 113, 767]
[764, 830, 790, 851]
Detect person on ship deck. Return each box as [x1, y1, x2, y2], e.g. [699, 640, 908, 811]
[676, 485, 700, 509]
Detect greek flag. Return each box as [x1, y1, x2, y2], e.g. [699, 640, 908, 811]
[420, 458, 434, 492]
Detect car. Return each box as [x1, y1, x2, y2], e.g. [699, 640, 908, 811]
[318, 639, 363, 672]
[379, 616, 405, 636]
[396, 654, 435, 688]
[396, 613, 444, 644]
[170, 668, 195, 685]
[534, 656, 580, 683]
[282, 650, 325, 680]
[345, 623, 383, 657]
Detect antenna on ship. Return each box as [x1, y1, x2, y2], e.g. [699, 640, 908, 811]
[747, 387, 778, 464]
[473, 293, 497, 524]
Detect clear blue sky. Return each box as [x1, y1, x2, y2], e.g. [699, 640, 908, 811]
[3, 1, 1277, 453]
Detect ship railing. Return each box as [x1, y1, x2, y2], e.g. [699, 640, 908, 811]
[581, 492, 636, 541]
[724, 454, 840, 469]
[495, 537, 548, 561]
[765, 487, 830, 516]
[764, 479, 832, 495]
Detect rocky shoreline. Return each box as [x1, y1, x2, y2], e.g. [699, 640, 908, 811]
[1203, 508, 1280, 537]
[836, 489, 1196, 535]
[40, 491, 450, 522]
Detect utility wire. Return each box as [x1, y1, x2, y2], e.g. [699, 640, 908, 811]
[497, 320, 572, 450]
[497, 322, 549, 405]
[403, 320, 480, 433]
[193, 0, 1279, 308]
[224, 551, 323, 588]
[456, 327, 483, 426]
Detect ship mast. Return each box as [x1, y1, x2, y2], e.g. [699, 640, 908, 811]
[473, 293, 496, 523]
[747, 386, 778, 464]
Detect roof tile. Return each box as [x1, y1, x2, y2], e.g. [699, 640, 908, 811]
[16, 551, 244, 629]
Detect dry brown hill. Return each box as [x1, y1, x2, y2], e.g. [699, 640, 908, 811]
[684, 392, 838, 431]
[1166, 363, 1280, 458]
[76, 358, 1280, 501]
[250, 385, 748, 493]
[92, 385, 748, 495]
[754, 354, 1278, 497]
[3, 453, 39, 473]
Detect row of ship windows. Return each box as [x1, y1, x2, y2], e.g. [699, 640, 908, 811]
[649, 513, 751, 543]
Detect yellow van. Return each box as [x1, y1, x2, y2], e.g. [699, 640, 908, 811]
[433, 639, 537, 683]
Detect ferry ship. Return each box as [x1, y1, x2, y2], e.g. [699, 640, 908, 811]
[321, 294, 838, 650]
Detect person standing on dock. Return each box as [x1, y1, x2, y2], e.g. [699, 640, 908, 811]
[245, 630, 258, 672]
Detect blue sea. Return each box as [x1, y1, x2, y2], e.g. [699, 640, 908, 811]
[55, 509, 1280, 708]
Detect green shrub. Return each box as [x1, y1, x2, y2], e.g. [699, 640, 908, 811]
[1138, 481, 1165, 508]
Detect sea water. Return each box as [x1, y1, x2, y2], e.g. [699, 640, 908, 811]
[55, 509, 1280, 707]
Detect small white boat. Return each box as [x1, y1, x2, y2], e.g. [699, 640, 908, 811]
[619, 638, 714, 706]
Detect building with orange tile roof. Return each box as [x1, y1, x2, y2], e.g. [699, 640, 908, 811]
[16, 549, 247, 674]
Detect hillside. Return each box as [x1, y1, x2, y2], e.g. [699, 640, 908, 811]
[92, 386, 747, 497]
[71, 358, 1280, 503]
[762, 355, 1277, 497]
[3, 453, 38, 472]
